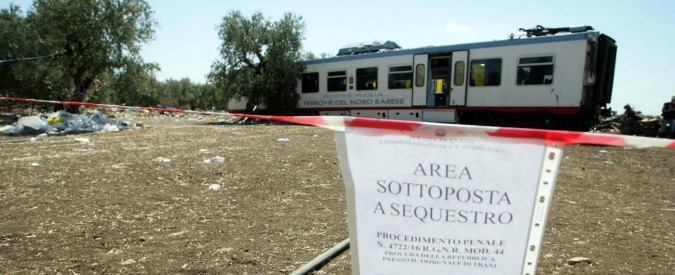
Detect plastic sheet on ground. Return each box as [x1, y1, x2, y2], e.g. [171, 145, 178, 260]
[0, 111, 128, 135]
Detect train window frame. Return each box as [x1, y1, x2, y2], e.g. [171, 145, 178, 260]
[415, 64, 425, 87]
[388, 65, 413, 89]
[516, 55, 555, 85]
[356, 67, 378, 91]
[301, 72, 319, 93]
[469, 58, 502, 87]
[327, 70, 347, 92]
[453, 61, 465, 86]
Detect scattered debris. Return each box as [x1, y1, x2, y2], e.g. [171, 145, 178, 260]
[592, 105, 661, 136]
[156, 157, 171, 163]
[567, 256, 592, 265]
[100, 124, 120, 133]
[203, 156, 226, 164]
[120, 259, 136, 265]
[74, 137, 90, 143]
[106, 248, 123, 255]
[0, 125, 16, 135]
[0, 110, 128, 135]
[0, 113, 18, 125]
[74, 137, 94, 146]
[209, 184, 221, 191]
[16, 116, 46, 134]
[216, 119, 234, 124]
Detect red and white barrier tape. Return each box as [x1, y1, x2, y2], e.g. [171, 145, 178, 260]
[229, 114, 675, 148]
[0, 96, 230, 116]
[2, 96, 673, 148]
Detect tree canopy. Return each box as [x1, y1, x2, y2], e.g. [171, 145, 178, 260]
[29, 0, 157, 112]
[2, 4, 307, 113]
[209, 11, 306, 113]
[0, 0, 159, 112]
[0, 4, 67, 100]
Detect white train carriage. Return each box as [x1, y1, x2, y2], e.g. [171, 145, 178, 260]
[229, 26, 617, 130]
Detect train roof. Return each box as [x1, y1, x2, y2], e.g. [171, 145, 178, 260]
[306, 31, 603, 65]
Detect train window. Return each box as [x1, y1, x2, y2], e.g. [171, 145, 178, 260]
[454, 61, 465, 86]
[388, 65, 413, 89]
[301, 72, 319, 93]
[327, 70, 347, 92]
[356, 67, 378, 90]
[517, 56, 554, 85]
[415, 64, 425, 87]
[470, 59, 502, 86]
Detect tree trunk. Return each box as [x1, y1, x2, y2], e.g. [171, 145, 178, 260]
[66, 76, 94, 114]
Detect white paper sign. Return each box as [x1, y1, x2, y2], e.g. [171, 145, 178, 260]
[336, 130, 562, 275]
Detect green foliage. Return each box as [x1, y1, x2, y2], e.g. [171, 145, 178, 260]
[302, 51, 333, 60]
[3, 4, 302, 113]
[89, 58, 161, 106]
[0, 5, 67, 100]
[157, 78, 222, 111]
[209, 11, 306, 114]
[0, 5, 30, 95]
[1, 0, 159, 111]
[28, 0, 157, 112]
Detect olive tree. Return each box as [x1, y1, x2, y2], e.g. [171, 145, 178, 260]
[0, 5, 66, 100]
[209, 11, 305, 113]
[29, 0, 156, 113]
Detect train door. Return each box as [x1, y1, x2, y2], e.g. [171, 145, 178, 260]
[449, 50, 468, 106]
[429, 56, 451, 106]
[412, 54, 428, 106]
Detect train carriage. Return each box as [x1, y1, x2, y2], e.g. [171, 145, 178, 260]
[228, 26, 617, 130]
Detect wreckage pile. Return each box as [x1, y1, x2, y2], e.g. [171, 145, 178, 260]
[0, 110, 128, 135]
[591, 105, 661, 137]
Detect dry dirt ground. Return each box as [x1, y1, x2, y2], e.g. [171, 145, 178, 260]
[0, 111, 673, 275]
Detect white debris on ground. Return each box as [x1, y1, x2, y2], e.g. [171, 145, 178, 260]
[0, 110, 129, 135]
[155, 157, 171, 163]
[203, 156, 226, 164]
[74, 137, 91, 143]
[1, 106, 242, 138]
